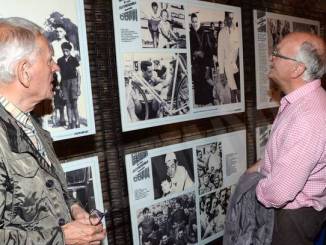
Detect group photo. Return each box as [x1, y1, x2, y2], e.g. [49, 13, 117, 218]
[196, 142, 223, 195]
[199, 186, 233, 240]
[137, 193, 197, 245]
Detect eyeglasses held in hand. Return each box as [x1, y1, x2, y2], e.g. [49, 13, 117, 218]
[89, 209, 108, 226]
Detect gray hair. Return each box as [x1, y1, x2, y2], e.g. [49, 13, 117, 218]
[295, 41, 326, 81]
[0, 17, 43, 83]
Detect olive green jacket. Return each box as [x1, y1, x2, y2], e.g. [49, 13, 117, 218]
[0, 105, 76, 244]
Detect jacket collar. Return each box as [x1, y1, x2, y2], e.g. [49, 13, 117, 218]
[0, 104, 57, 174]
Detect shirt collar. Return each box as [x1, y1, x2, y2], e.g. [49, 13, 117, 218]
[0, 96, 30, 127]
[280, 79, 321, 106]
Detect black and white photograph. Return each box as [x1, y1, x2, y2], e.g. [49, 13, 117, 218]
[140, 0, 186, 49]
[0, 0, 95, 141]
[267, 18, 290, 54]
[293, 22, 319, 34]
[113, 1, 244, 132]
[61, 156, 108, 245]
[137, 192, 197, 245]
[125, 129, 246, 244]
[151, 149, 194, 199]
[189, 6, 242, 108]
[196, 142, 223, 195]
[256, 124, 272, 160]
[254, 10, 320, 109]
[199, 186, 233, 241]
[124, 52, 189, 122]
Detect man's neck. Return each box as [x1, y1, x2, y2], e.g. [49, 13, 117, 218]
[0, 86, 33, 112]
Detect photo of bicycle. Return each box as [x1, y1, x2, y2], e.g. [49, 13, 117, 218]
[124, 53, 189, 122]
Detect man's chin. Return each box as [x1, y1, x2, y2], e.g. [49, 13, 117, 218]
[267, 72, 276, 81]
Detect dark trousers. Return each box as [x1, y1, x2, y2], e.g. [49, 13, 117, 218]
[272, 207, 326, 245]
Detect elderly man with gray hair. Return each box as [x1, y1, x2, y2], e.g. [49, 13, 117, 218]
[0, 17, 105, 244]
[248, 32, 326, 245]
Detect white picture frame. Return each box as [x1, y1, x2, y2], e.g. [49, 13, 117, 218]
[125, 130, 247, 244]
[112, 0, 245, 131]
[0, 0, 96, 141]
[253, 10, 320, 109]
[61, 156, 108, 245]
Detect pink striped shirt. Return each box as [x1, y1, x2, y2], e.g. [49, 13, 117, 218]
[256, 80, 326, 211]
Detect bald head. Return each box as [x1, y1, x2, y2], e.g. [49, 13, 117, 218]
[283, 32, 325, 81]
[0, 17, 43, 83]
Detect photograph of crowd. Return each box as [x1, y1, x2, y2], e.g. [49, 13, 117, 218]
[189, 7, 241, 108]
[137, 192, 197, 245]
[140, 0, 186, 49]
[151, 149, 194, 199]
[199, 186, 233, 240]
[196, 142, 223, 195]
[124, 52, 189, 122]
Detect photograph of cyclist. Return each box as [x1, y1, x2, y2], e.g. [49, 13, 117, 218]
[140, 0, 186, 49]
[124, 53, 190, 122]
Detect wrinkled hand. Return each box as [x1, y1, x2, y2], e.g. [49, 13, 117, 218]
[62, 220, 106, 245]
[71, 204, 90, 225]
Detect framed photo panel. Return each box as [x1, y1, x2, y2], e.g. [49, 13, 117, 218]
[125, 130, 247, 244]
[61, 156, 108, 245]
[0, 0, 95, 141]
[113, 0, 245, 131]
[253, 10, 320, 109]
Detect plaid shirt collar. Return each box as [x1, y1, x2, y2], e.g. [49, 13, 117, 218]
[0, 96, 51, 166]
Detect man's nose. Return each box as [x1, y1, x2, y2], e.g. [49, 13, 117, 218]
[53, 62, 60, 72]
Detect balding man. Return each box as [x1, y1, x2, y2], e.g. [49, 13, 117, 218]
[0, 17, 105, 244]
[248, 32, 326, 245]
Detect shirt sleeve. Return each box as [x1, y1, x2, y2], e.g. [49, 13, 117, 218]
[256, 113, 324, 208]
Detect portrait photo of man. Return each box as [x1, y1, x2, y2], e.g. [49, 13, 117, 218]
[151, 149, 194, 199]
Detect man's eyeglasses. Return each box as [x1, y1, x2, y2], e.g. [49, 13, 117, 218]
[89, 209, 108, 226]
[271, 49, 300, 62]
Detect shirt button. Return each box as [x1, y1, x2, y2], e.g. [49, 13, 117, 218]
[46, 179, 54, 188]
[58, 218, 66, 226]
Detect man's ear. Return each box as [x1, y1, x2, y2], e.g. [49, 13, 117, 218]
[291, 62, 306, 79]
[16, 60, 31, 88]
